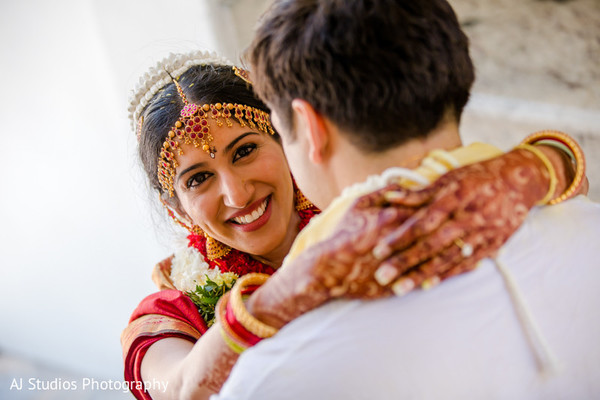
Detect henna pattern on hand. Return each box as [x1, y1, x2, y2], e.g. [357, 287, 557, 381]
[367, 148, 549, 290]
[250, 148, 551, 326]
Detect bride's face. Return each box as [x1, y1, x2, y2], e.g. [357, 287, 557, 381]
[173, 121, 298, 263]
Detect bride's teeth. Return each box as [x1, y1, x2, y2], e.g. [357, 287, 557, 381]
[232, 198, 268, 225]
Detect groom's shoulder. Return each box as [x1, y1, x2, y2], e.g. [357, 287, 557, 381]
[523, 195, 600, 240]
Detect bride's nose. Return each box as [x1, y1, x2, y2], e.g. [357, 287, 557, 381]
[220, 170, 253, 209]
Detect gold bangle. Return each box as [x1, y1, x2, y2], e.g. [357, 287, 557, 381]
[514, 144, 558, 205]
[229, 273, 278, 338]
[522, 130, 586, 205]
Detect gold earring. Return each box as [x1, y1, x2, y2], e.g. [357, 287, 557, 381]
[189, 223, 230, 261]
[191, 224, 204, 236]
[205, 234, 231, 261]
[295, 188, 314, 211]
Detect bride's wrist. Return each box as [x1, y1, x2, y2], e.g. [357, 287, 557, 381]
[518, 130, 586, 204]
[246, 268, 330, 330]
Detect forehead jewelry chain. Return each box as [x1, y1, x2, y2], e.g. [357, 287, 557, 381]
[157, 78, 274, 197]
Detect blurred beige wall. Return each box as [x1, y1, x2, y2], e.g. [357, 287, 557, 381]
[453, 0, 600, 201]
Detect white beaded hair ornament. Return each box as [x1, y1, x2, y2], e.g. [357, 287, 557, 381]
[128, 50, 275, 197]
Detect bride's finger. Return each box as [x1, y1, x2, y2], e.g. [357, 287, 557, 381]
[352, 183, 408, 208]
[439, 232, 504, 281]
[382, 185, 435, 207]
[388, 245, 463, 296]
[372, 189, 462, 260]
[387, 228, 495, 295]
[374, 220, 464, 285]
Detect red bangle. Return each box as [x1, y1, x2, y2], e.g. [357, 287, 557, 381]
[225, 299, 262, 346]
[216, 286, 264, 352]
[216, 292, 254, 352]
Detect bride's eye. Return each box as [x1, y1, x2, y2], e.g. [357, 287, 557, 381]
[186, 172, 212, 189]
[233, 143, 257, 162]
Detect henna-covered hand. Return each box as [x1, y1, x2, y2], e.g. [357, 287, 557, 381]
[275, 148, 554, 304]
[368, 148, 551, 294]
[248, 147, 560, 328]
[245, 203, 417, 328]
[297, 200, 417, 299]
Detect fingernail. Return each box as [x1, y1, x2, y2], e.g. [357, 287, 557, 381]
[375, 264, 397, 285]
[392, 278, 415, 297]
[421, 276, 441, 290]
[373, 243, 392, 260]
[384, 191, 405, 202]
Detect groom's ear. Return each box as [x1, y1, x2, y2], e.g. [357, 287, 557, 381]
[291, 99, 331, 165]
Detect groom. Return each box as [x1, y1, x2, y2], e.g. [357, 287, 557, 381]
[216, 0, 600, 398]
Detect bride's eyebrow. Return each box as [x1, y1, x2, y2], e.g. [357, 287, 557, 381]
[175, 132, 259, 182]
[224, 132, 259, 154]
[177, 162, 208, 183]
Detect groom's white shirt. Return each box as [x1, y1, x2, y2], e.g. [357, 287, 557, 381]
[214, 170, 600, 400]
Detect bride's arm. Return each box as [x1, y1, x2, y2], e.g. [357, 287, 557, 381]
[141, 325, 237, 400]
[128, 262, 240, 399]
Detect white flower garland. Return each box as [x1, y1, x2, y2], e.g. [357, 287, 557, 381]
[170, 246, 237, 293]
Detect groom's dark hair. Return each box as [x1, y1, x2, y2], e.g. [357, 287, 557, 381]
[247, 0, 474, 152]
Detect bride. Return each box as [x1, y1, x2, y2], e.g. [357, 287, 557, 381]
[122, 51, 586, 399]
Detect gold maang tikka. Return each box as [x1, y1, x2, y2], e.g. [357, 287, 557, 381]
[233, 66, 252, 85]
[157, 74, 275, 197]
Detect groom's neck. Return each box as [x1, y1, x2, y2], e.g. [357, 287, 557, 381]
[324, 120, 462, 206]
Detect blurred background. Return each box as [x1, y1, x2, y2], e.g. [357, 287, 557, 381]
[0, 0, 598, 398]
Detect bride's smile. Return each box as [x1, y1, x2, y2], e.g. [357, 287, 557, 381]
[173, 121, 300, 266]
[228, 195, 271, 230]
